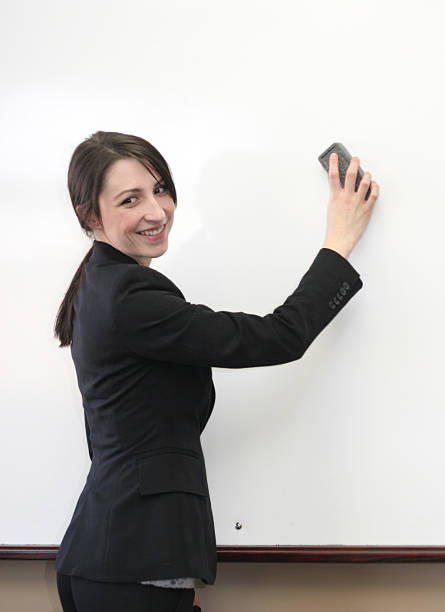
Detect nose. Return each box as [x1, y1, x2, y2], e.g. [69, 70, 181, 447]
[143, 195, 168, 224]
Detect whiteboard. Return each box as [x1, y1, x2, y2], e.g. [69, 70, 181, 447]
[1, 0, 445, 549]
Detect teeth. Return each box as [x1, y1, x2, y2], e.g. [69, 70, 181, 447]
[138, 225, 164, 236]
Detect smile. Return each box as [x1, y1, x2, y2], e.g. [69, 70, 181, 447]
[136, 224, 167, 241]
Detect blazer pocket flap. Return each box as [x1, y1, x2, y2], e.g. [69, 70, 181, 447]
[137, 451, 208, 497]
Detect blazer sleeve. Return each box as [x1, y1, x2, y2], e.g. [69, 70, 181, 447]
[112, 248, 363, 368]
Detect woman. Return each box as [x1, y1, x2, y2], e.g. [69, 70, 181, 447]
[54, 130, 379, 611]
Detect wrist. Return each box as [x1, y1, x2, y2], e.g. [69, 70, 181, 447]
[321, 242, 352, 260]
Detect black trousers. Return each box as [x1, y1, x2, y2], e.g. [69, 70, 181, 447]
[56, 572, 195, 612]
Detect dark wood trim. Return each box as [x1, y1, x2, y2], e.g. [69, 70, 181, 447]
[2, 546, 445, 562]
[0, 546, 59, 560]
[217, 546, 445, 562]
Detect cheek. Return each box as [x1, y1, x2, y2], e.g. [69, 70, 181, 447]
[166, 199, 176, 216]
[121, 213, 139, 231]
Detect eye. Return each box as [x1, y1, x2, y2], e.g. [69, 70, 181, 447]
[120, 196, 137, 206]
[155, 183, 169, 195]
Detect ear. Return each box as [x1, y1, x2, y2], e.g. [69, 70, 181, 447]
[88, 215, 102, 230]
[76, 205, 102, 230]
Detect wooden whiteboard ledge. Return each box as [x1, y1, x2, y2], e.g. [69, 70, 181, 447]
[2, 546, 445, 562]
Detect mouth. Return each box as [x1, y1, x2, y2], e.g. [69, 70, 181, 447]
[136, 223, 167, 241]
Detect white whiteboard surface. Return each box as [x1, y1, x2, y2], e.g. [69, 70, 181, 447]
[1, 0, 445, 548]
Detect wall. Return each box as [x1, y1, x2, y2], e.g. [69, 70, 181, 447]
[2, 561, 445, 611]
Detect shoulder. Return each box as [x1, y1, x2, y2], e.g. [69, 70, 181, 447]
[112, 263, 185, 300]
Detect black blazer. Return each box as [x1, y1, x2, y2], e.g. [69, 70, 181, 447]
[55, 239, 363, 584]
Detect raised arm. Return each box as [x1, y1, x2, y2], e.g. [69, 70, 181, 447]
[112, 247, 363, 368]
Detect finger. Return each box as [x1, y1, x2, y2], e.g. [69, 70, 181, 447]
[329, 153, 341, 192]
[193, 589, 200, 605]
[364, 181, 380, 206]
[356, 171, 372, 202]
[344, 156, 359, 194]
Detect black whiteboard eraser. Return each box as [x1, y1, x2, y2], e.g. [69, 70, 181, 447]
[318, 142, 372, 200]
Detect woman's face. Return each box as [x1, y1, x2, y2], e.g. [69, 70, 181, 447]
[82, 157, 175, 267]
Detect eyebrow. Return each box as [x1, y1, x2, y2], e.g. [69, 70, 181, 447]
[113, 187, 143, 201]
[113, 180, 162, 201]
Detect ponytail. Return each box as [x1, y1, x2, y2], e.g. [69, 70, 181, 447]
[53, 245, 94, 347]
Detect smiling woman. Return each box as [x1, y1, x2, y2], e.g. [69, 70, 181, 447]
[53, 131, 205, 610]
[53, 130, 370, 612]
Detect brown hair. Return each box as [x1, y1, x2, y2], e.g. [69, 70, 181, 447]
[53, 130, 178, 347]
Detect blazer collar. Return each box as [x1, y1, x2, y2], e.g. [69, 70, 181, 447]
[89, 240, 140, 266]
[87, 240, 185, 299]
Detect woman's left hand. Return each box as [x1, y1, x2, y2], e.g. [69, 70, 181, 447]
[193, 588, 201, 607]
